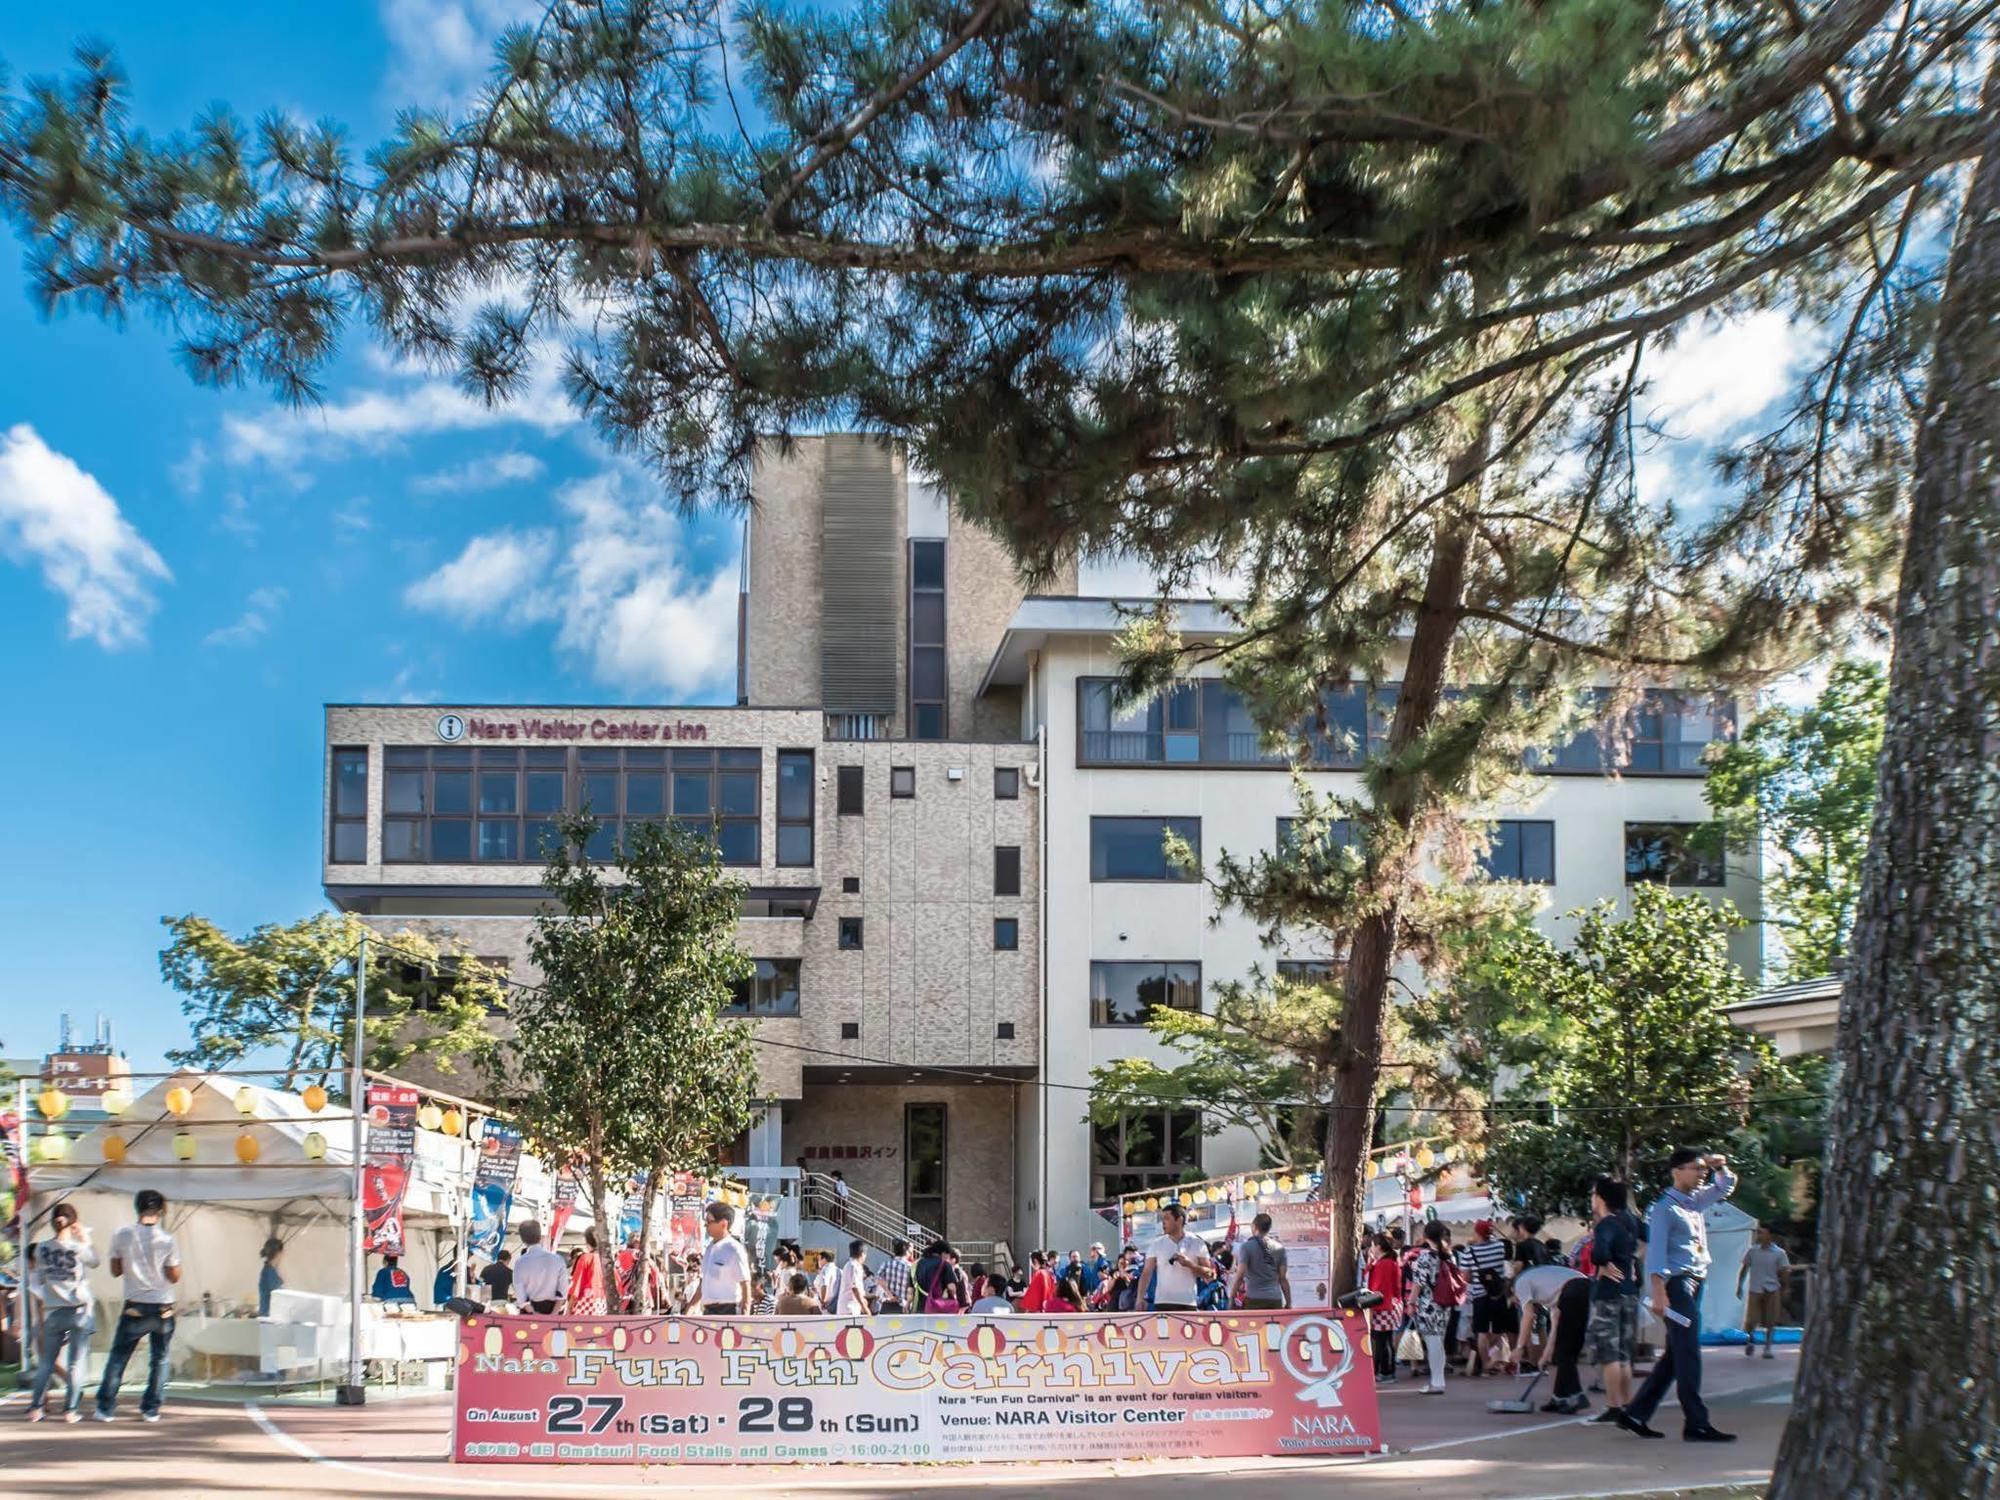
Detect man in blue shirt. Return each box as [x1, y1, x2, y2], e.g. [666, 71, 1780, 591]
[1620, 1148, 1735, 1443]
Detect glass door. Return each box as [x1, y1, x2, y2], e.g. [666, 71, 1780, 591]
[905, 1103, 946, 1235]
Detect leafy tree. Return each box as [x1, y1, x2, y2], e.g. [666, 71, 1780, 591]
[158, 912, 503, 1092]
[1, 0, 1992, 1341]
[1409, 885, 1813, 1218]
[1703, 658, 1886, 979]
[497, 812, 757, 1307]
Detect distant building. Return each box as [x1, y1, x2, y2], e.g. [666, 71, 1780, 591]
[1726, 973, 1841, 1057]
[321, 435, 1761, 1258]
[30, 1015, 132, 1125]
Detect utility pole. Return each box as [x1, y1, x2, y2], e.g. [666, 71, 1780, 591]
[339, 932, 367, 1406]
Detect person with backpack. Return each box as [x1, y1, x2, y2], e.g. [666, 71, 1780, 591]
[1409, 1220, 1464, 1394]
[916, 1242, 970, 1313]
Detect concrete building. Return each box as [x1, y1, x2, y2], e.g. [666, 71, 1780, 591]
[1726, 973, 1841, 1056]
[322, 436, 1759, 1261]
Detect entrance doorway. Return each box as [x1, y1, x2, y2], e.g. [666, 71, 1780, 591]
[905, 1103, 946, 1236]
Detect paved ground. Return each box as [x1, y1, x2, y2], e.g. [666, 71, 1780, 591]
[3, 1347, 1797, 1499]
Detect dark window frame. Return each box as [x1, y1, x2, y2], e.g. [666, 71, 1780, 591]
[330, 747, 368, 864]
[725, 958, 802, 1017]
[908, 539, 947, 740]
[839, 916, 865, 950]
[836, 763, 864, 816]
[1089, 960, 1203, 1027]
[994, 766, 1020, 800]
[890, 766, 916, 799]
[1091, 1107, 1202, 1203]
[776, 749, 814, 867]
[994, 917, 1019, 951]
[1624, 822, 1727, 888]
[994, 845, 1022, 897]
[1479, 819, 1557, 884]
[1089, 816, 1201, 882]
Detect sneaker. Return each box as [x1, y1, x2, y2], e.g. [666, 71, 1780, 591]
[1685, 1426, 1737, 1443]
[26, 1408, 44, 1423]
[92, 1410, 115, 1424]
[141, 1412, 161, 1424]
[64, 1411, 82, 1424]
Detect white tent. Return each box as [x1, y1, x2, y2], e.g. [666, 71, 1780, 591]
[1701, 1200, 1757, 1334]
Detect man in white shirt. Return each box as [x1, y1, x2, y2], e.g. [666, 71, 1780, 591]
[813, 1251, 841, 1308]
[835, 1240, 873, 1317]
[94, 1190, 181, 1423]
[512, 1220, 567, 1313]
[699, 1202, 752, 1315]
[1136, 1203, 1214, 1312]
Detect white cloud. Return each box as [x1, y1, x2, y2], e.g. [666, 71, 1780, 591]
[403, 467, 739, 698]
[1643, 310, 1808, 441]
[204, 586, 288, 647]
[0, 424, 172, 649]
[404, 528, 558, 620]
[411, 450, 547, 495]
[379, 0, 545, 106]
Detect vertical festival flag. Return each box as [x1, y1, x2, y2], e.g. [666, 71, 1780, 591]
[362, 1083, 420, 1255]
[468, 1121, 523, 1258]
[548, 1172, 580, 1244]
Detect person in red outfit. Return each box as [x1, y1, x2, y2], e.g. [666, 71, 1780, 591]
[568, 1227, 608, 1315]
[1017, 1249, 1058, 1313]
[1366, 1235, 1406, 1381]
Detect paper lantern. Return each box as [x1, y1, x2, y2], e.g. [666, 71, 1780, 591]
[1276, 1175, 1294, 1193]
[441, 1108, 464, 1137]
[235, 1086, 258, 1116]
[103, 1131, 127, 1163]
[173, 1130, 197, 1161]
[1415, 1145, 1436, 1171]
[717, 1326, 744, 1352]
[235, 1131, 262, 1164]
[1259, 1177, 1277, 1196]
[417, 1102, 444, 1132]
[303, 1131, 328, 1161]
[165, 1086, 193, 1117]
[1241, 1177, 1259, 1198]
[302, 1084, 328, 1114]
[101, 1087, 132, 1117]
[36, 1131, 69, 1163]
[831, 1325, 873, 1360]
[37, 1087, 68, 1120]
[963, 1323, 1005, 1358]
[773, 1327, 803, 1359]
[1366, 1159, 1380, 1179]
[1144, 1196, 1160, 1213]
[1190, 1189, 1208, 1206]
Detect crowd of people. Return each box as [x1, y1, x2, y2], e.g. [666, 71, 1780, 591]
[1364, 1149, 1771, 1444]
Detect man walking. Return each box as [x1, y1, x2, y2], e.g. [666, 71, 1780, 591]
[1736, 1224, 1791, 1358]
[513, 1221, 566, 1313]
[1230, 1212, 1292, 1310]
[834, 1240, 874, 1317]
[94, 1189, 180, 1424]
[1584, 1178, 1643, 1426]
[876, 1239, 915, 1314]
[1137, 1202, 1213, 1313]
[1621, 1149, 1736, 1443]
[699, 1202, 752, 1315]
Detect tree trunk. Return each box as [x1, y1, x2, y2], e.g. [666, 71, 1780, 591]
[632, 1155, 665, 1312]
[1768, 66, 2000, 1500]
[585, 1123, 621, 1320]
[1322, 498, 1478, 1292]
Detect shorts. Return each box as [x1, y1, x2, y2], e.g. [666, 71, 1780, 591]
[1472, 1299, 1517, 1337]
[1584, 1297, 1637, 1366]
[1744, 1289, 1783, 1329]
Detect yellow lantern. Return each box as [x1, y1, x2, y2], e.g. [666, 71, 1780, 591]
[37, 1131, 69, 1163]
[1366, 1159, 1380, 1180]
[234, 1086, 258, 1116]
[37, 1087, 68, 1120]
[1260, 1177, 1278, 1196]
[1241, 1177, 1259, 1199]
[302, 1083, 328, 1114]
[417, 1102, 445, 1132]
[103, 1131, 128, 1163]
[1415, 1145, 1436, 1171]
[165, 1086, 193, 1117]
[1144, 1196, 1160, 1213]
[173, 1131, 197, 1161]
[235, 1131, 262, 1164]
[102, 1087, 132, 1117]
[303, 1131, 328, 1161]
[441, 1108, 465, 1137]
[1190, 1188, 1208, 1206]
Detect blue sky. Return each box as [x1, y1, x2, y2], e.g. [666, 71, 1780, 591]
[0, 3, 1814, 1075]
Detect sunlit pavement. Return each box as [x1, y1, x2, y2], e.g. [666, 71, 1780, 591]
[1, 1347, 1797, 1500]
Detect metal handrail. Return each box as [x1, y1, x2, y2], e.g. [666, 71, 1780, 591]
[799, 1170, 939, 1254]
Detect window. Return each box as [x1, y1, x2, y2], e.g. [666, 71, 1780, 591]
[839, 916, 865, 950]
[1092, 1107, 1202, 1202]
[776, 750, 814, 866]
[381, 745, 761, 865]
[996, 1022, 1015, 1039]
[330, 748, 368, 863]
[994, 845, 1021, 897]
[1089, 816, 1200, 881]
[726, 959, 801, 1016]
[1480, 820, 1556, 883]
[837, 764, 864, 816]
[1276, 816, 1357, 871]
[1277, 958, 1345, 988]
[909, 540, 947, 739]
[840, 1021, 860, 1039]
[906, 1102, 947, 1233]
[841, 876, 860, 893]
[994, 917, 1019, 951]
[890, 766, 916, 799]
[1625, 823, 1726, 887]
[994, 766, 1020, 800]
[1090, 961, 1202, 1026]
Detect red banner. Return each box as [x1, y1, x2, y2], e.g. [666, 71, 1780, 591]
[548, 1174, 579, 1245]
[454, 1310, 1382, 1464]
[362, 1083, 419, 1255]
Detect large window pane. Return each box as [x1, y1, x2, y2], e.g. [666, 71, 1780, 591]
[673, 771, 712, 815]
[911, 646, 946, 700]
[526, 821, 563, 861]
[582, 772, 618, 817]
[777, 824, 813, 866]
[1092, 961, 1202, 1025]
[383, 820, 423, 861]
[912, 703, 945, 740]
[777, 754, 812, 820]
[911, 591, 945, 643]
[334, 753, 367, 817]
[1089, 817, 1200, 881]
[715, 819, 758, 866]
[621, 772, 662, 815]
[431, 819, 472, 862]
[478, 772, 517, 814]
[911, 539, 945, 590]
[584, 821, 618, 861]
[525, 771, 565, 814]
[332, 822, 366, 863]
[386, 771, 426, 815]
[478, 820, 518, 861]
[718, 771, 758, 816]
[432, 771, 472, 814]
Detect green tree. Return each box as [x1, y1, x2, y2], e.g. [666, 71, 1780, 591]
[158, 912, 503, 1092]
[3, 0, 1991, 1326]
[1704, 658, 1886, 979]
[497, 812, 757, 1307]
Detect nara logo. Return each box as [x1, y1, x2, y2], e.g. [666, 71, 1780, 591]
[1277, 1315, 1355, 1409]
[436, 713, 467, 743]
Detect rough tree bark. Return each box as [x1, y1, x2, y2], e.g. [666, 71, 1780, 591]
[1768, 70, 2000, 1500]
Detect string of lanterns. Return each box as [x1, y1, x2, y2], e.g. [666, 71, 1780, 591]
[28, 1078, 482, 1166]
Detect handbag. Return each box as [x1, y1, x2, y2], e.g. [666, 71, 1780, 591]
[923, 1265, 962, 1314]
[1396, 1327, 1423, 1363]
